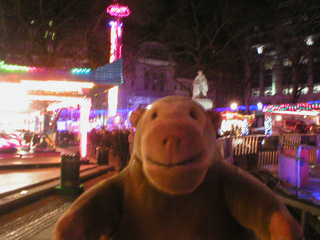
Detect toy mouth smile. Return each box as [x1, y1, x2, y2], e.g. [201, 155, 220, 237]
[145, 151, 205, 167]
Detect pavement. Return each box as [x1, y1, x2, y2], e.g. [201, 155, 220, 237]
[0, 146, 121, 240]
[1, 146, 320, 239]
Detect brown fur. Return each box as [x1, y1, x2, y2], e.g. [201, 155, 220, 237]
[53, 96, 303, 240]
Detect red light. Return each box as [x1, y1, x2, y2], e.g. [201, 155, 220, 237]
[107, 4, 131, 17]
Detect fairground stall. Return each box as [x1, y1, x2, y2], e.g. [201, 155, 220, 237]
[219, 111, 256, 137]
[0, 59, 123, 157]
[263, 101, 320, 135]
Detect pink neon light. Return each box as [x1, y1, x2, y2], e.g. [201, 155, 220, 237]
[107, 4, 131, 17]
[119, 44, 123, 59]
[109, 21, 118, 63]
[28, 67, 45, 72]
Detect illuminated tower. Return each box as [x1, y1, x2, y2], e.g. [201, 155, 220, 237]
[106, 1, 130, 116]
[106, 1, 130, 63]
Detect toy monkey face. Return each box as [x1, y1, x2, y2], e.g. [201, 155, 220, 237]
[131, 96, 219, 195]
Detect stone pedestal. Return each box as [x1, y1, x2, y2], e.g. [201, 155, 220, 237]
[194, 98, 213, 110]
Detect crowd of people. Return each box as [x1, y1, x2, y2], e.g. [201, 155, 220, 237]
[56, 131, 76, 147]
[88, 126, 135, 170]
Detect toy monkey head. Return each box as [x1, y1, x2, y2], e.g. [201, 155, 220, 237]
[130, 96, 222, 195]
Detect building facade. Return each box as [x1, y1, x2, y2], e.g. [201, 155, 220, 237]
[118, 42, 216, 110]
[248, 37, 320, 107]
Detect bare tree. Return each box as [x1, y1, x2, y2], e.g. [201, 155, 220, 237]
[0, 0, 94, 68]
[271, 0, 320, 103]
[159, 0, 234, 74]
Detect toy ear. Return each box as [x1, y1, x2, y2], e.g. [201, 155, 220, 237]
[129, 108, 146, 128]
[206, 110, 222, 131]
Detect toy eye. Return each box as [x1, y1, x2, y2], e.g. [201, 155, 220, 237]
[189, 110, 197, 120]
[151, 112, 157, 120]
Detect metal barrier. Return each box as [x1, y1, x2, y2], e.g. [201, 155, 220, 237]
[228, 135, 279, 171]
[257, 151, 279, 170]
[279, 134, 320, 165]
[220, 134, 320, 171]
[218, 134, 320, 236]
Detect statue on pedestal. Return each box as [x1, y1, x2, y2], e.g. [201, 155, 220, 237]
[192, 70, 209, 99]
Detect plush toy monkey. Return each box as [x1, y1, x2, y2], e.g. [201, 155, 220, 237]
[53, 95, 304, 240]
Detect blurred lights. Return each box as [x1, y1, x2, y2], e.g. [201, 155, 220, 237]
[114, 115, 121, 124]
[257, 45, 264, 54]
[21, 80, 94, 93]
[0, 60, 45, 72]
[225, 112, 236, 120]
[220, 119, 243, 135]
[109, 21, 119, 63]
[108, 86, 118, 116]
[0, 61, 28, 72]
[230, 103, 238, 111]
[106, 4, 131, 17]
[79, 98, 91, 158]
[305, 36, 314, 46]
[275, 115, 282, 121]
[106, 2, 129, 114]
[71, 68, 91, 74]
[45, 97, 85, 111]
[0, 82, 29, 112]
[0, 138, 10, 148]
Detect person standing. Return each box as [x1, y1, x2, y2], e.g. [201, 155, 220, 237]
[89, 128, 99, 156]
[128, 128, 134, 157]
[119, 126, 130, 170]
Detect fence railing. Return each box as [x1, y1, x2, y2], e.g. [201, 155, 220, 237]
[217, 134, 320, 235]
[217, 134, 320, 171]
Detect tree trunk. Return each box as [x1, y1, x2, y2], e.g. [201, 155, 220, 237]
[244, 60, 251, 114]
[259, 60, 264, 97]
[307, 51, 314, 94]
[290, 66, 299, 103]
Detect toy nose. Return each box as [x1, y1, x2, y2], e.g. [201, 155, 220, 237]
[162, 136, 182, 147]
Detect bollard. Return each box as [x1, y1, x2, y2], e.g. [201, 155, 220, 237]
[60, 153, 80, 187]
[96, 147, 102, 164]
[55, 152, 84, 194]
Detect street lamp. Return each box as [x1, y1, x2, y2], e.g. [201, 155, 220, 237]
[230, 102, 238, 111]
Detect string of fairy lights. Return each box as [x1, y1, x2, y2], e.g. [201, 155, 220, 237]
[263, 102, 320, 113]
[0, 60, 90, 74]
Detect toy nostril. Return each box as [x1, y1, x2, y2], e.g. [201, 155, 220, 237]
[163, 138, 168, 145]
[189, 110, 197, 120]
[162, 137, 181, 146]
[151, 112, 157, 120]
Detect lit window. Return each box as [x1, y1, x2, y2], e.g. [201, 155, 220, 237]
[301, 87, 308, 94]
[282, 89, 288, 95]
[265, 89, 272, 96]
[251, 89, 259, 97]
[314, 85, 320, 94]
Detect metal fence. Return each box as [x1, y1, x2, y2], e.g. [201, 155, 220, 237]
[217, 134, 320, 236]
[218, 134, 320, 171]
